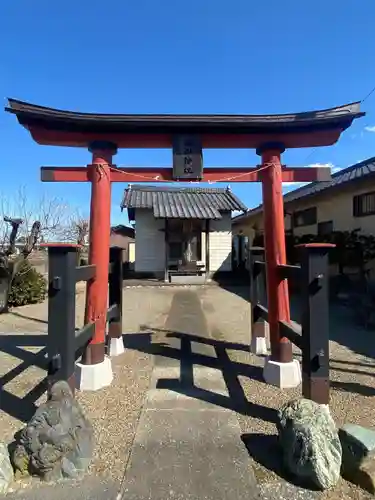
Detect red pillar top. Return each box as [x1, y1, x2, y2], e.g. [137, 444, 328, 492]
[89, 141, 118, 163]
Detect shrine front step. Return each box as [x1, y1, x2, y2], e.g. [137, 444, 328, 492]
[169, 274, 206, 284]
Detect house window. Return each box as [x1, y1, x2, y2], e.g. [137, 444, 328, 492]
[353, 192, 375, 217]
[318, 220, 333, 236]
[292, 207, 317, 227]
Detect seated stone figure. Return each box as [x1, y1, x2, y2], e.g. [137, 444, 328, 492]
[11, 380, 94, 482]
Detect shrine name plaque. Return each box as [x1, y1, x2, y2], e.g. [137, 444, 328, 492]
[172, 135, 203, 180]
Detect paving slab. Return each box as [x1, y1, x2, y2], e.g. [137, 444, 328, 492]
[119, 289, 261, 499]
[120, 408, 260, 500]
[147, 365, 231, 410]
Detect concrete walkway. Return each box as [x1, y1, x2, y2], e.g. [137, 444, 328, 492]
[117, 289, 260, 499]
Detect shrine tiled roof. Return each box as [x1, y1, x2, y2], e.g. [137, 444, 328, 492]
[121, 185, 247, 220]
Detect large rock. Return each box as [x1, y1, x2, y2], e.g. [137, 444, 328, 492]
[0, 442, 14, 494]
[277, 398, 342, 490]
[11, 380, 94, 482]
[339, 423, 375, 494]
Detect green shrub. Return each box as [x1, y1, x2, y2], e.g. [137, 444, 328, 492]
[8, 260, 47, 307]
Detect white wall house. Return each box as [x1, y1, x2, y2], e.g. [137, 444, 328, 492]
[121, 185, 247, 281]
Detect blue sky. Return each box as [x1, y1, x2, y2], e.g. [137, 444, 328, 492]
[1, 1, 375, 226]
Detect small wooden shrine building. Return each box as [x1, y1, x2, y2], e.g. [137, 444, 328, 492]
[121, 184, 247, 282]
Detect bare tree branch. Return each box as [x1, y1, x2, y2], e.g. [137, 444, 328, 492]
[57, 208, 89, 245]
[0, 186, 71, 247]
[0, 187, 87, 312]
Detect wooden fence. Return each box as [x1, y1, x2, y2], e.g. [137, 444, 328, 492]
[44, 244, 123, 392]
[249, 244, 334, 405]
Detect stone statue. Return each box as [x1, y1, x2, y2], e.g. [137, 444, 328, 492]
[11, 380, 94, 482]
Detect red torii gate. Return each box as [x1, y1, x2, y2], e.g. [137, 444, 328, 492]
[6, 99, 364, 390]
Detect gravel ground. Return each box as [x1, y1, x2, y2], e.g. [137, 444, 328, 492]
[1, 284, 374, 499]
[0, 286, 173, 493]
[202, 286, 375, 500]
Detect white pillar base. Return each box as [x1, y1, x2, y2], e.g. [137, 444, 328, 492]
[250, 336, 268, 356]
[263, 357, 301, 389]
[108, 336, 125, 357]
[75, 356, 113, 391]
[250, 320, 270, 355]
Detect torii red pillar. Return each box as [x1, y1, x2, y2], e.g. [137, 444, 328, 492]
[39, 160, 329, 371]
[257, 143, 292, 364]
[82, 141, 117, 365]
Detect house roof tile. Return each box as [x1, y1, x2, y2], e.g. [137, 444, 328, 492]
[232, 156, 375, 223]
[121, 185, 247, 220]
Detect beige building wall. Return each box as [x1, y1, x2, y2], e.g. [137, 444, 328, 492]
[287, 183, 375, 236]
[209, 213, 232, 272]
[232, 179, 375, 243]
[128, 242, 135, 263]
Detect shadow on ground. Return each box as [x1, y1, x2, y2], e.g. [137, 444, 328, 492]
[214, 268, 375, 362]
[328, 304, 375, 361]
[0, 334, 48, 422]
[8, 311, 48, 325]
[214, 272, 250, 302]
[124, 327, 276, 423]
[289, 296, 375, 363]
[241, 433, 321, 491]
[130, 289, 276, 419]
[331, 380, 375, 397]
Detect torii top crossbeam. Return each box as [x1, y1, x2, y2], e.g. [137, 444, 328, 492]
[6, 99, 364, 149]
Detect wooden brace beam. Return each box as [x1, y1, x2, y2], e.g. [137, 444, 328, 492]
[41, 165, 331, 183]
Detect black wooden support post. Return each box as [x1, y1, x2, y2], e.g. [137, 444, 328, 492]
[298, 243, 335, 405]
[205, 219, 210, 277]
[249, 247, 268, 355]
[164, 219, 169, 283]
[45, 244, 79, 392]
[108, 246, 123, 341]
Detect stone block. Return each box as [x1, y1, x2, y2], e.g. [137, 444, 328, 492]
[121, 409, 260, 499]
[339, 423, 375, 494]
